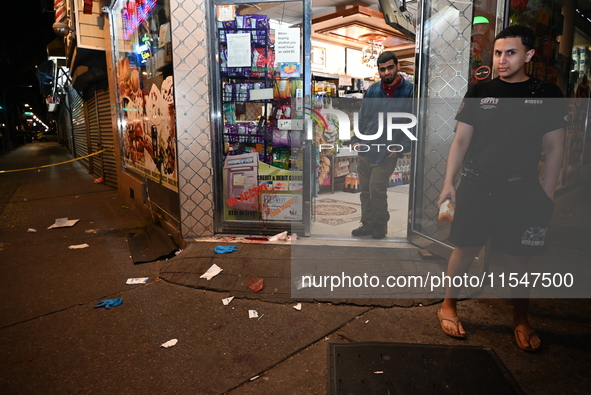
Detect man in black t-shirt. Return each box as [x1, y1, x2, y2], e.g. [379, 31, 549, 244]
[436, 25, 567, 351]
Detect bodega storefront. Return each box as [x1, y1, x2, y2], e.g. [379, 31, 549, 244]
[105, 0, 589, 246]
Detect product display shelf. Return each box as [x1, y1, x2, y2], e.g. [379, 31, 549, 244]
[218, 16, 277, 166]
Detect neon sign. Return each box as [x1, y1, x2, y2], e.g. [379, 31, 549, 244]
[135, 34, 153, 64]
[122, 0, 157, 41]
[136, 43, 151, 64]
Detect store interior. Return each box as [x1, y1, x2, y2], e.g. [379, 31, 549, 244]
[307, 0, 416, 240]
[221, 0, 418, 239]
[219, 0, 591, 240]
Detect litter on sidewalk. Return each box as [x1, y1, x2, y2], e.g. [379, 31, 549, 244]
[48, 218, 80, 229]
[221, 296, 234, 305]
[94, 298, 122, 310]
[27, 228, 37, 233]
[268, 231, 287, 242]
[200, 264, 223, 280]
[294, 274, 312, 290]
[126, 277, 149, 285]
[161, 339, 178, 348]
[247, 276, 264, 292]
[214, 245, 237, 254]
[293, 303, 302, 311]
[69, 243, 89, 249]
[248, 310, 259, 319]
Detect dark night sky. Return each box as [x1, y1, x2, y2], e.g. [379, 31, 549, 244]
[1, 0, 57, 111]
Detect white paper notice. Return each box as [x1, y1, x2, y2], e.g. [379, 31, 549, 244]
[217, 5, 235, 21]
[339, 76, 352, 86]
[275, 28, 300, 63]
[227, 33, 251, 67]
[200, 264, 223, 280]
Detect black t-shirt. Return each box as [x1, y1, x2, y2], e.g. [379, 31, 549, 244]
[455, 77, 567, 185]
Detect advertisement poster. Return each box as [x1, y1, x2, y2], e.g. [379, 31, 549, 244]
[261, 194, 303, 221]
[224, 154, 302, 221]
[116, 56, 178, 190]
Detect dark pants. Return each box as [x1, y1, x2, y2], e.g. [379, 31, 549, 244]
[357, 155, 398, 227]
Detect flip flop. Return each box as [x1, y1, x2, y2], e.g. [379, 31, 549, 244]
[513, 326, 541, 351]
[437, 309, 466, 339]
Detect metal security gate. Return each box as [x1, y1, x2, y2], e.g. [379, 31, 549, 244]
[85, 86, 118, 188]
[95, 89, 117, 187]
[86, 92, 99, 176]
[69, 88, 89, 170]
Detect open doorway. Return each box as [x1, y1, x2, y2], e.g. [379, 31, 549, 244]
[307, 0, 417, 241]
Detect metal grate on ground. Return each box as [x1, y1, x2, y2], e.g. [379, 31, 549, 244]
[328, 342, 523, 395]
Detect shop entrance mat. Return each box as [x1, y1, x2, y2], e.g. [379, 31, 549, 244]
[328, 342, 523, 395]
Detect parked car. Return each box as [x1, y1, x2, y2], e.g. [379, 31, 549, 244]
[36, 131, 59, 142]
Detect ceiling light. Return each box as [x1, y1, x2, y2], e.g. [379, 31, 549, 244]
[359, 33, 387, 66]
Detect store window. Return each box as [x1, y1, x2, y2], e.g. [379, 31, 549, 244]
[112, 0, 178, 191]
[211, 2, 306, 233]
[508, 0, 590, 191]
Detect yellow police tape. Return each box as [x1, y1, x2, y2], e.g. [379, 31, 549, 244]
[0, 147, 114, 174]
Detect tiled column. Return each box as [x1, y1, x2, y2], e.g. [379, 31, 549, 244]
[170, 0, 215, 238]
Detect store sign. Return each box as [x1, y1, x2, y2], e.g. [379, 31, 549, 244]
[122, 0, 157, 40]
[136, 44, 151, 63]
[475, 65, 491, 81]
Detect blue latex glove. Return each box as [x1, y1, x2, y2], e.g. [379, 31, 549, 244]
[215, 245, 238, 254]
[94, 298, 122, 310]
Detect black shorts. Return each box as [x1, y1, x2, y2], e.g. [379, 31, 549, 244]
[448, 181, 554, 256]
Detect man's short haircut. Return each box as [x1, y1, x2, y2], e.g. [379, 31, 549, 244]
[495, 25, 535, 51]
[377, 51, 399, 66]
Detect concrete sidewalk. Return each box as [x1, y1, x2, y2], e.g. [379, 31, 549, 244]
[1, 143, 590, 394]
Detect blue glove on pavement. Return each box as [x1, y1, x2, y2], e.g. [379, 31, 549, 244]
[94, 298, 122, 310]
[215, 245, 238, 254]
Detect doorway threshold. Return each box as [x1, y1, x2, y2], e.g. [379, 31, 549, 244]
[194, 234, 417, 249]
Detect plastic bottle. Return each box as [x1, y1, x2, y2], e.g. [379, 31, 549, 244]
[438, 199, 455, 225]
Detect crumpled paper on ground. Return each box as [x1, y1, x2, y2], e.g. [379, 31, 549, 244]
[69, 243, 89, 249]
[268, 231, 288, 242]
[161, 339, 178, 348]
[48, 218, 80, 229]
[200, 264, 223, 280]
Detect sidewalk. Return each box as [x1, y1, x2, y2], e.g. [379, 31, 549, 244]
[1, 143, 590, 394]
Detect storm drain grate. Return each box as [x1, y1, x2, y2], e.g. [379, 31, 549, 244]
[328, 342, 523, 395]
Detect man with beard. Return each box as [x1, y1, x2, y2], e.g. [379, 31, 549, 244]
[350, 51, 414, 239]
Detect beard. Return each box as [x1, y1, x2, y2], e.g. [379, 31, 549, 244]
[382, 74, 396, 85]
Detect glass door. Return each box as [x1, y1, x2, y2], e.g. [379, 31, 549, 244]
[409, 0, 503, 257]
[208, 0, 310, 235]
